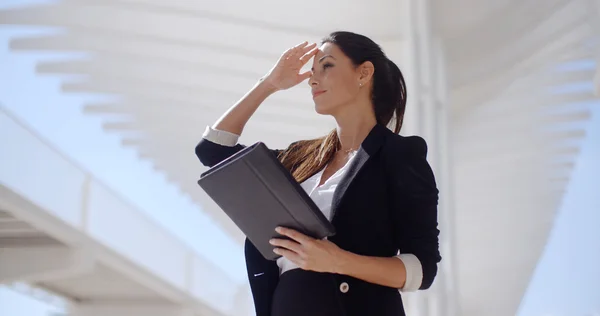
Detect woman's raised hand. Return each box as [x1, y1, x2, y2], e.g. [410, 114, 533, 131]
[263, 41, 318, 91]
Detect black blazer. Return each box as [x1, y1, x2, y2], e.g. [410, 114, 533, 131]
[195, 123, 441, 316]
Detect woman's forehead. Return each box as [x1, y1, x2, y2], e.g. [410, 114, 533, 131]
[316, 42, 337, 57]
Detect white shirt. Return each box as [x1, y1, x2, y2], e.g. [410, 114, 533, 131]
[202, 126, 424, 292]
[277, 151, 357, 275]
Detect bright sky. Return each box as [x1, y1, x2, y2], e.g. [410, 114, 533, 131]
[1, 1, 599, 315]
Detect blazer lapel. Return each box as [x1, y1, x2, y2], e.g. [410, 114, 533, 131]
[330, 124, 389, 221]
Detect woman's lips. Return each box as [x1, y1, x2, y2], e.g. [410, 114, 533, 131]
[312, 90, 326, 98]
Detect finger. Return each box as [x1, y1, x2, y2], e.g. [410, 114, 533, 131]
[297, 70, 312, 83]
[270, 238, 303, 254]
[276, 227, 312, 244]
[290, 42, 314, 59]
[286, 42, 307, 58]
[300, 42, 317, 54]
[300, 46, 318, 64]
[292, 41, 309, 50]
[274, 247, 303, 265]
[280, 47, 294, 59]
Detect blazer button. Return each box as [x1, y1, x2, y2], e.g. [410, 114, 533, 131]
[339, 282, 350, 293]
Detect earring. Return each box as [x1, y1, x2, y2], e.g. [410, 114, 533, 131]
[359, 83, 363, 87]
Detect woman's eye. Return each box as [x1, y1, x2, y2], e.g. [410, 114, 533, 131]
[323, 63, 334, 69]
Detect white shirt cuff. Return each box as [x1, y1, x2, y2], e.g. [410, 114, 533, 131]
[202, 126, 240, 146]
[396, 254, 423, 292]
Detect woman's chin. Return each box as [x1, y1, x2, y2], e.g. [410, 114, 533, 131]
[314, 103, 333, 115]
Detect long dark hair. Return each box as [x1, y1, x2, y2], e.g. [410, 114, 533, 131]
[279, 31, 408, 182]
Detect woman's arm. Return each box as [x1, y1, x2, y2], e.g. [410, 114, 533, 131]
[211, 79, 278, 136]
[387, 136, 441, 290]
[195, 79, 278, 167]
[195, 42, 317, 167]
[333, 252, 409, 289]
[212, 42, 316, 135]
[271, 227, 414, 289]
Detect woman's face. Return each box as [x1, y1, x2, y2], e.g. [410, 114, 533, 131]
[308, 43, 362, 116]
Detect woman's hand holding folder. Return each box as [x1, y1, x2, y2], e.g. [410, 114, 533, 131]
[269, 226, 345, 274]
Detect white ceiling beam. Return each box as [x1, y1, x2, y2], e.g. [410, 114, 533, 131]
[446, 0, 576, 67]
[454, 151, 578, 174]
[453, 109, 592, 141]
[70, 303, 196, 316]
[543, 68, 597, 86]
[455, 166, 572, 187]
[456, 127, 586, 148]
[85, 96, 321, 124]
[450, 26, 592, 112]
[454, 193, 565, 217]
[37, 58, 314, 106]
[59, 78, 318, 118]
[0, 236, 63, 248]
[82, 101, 332, 130]
[0, 3, 323, 54]
[10, 31, 277, 74]
[452, 188, 564, 212]
[36, 57, 262, 82]
[454, 144, 580, 163]
[100, 118, 317, 141]
[453, 142, 583, 167]
[116, 123, 307, 151]
[595, 65, 600, 96]
[113, 123, 318, 150]
[441, 0, 561, 48]
[452, 90, 593, 122]
[68, 0, 406, 40]
[0, 221, 41, 237]
[450, 0, 587, 83]
[0, 247, 96, 284]
[544, 91, 598, 107]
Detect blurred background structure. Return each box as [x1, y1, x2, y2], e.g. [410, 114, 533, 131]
[1, 0, 599, 315]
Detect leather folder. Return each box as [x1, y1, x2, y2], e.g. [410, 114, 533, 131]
[197, 142, 336, 260]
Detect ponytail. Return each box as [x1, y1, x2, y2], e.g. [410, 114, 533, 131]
[372, 58, 407, 134]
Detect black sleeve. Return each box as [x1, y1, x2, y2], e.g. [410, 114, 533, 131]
[194, 138, 283, 168]
[388, 136, 442, 290]
[244, 238, 280, 316]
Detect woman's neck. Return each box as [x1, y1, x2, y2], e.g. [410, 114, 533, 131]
[334, 106, 377, 152]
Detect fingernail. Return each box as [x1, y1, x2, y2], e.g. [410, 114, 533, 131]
[273, 248, 279, 254]
[275, 227, 281, 233]
[269, 239, 275, 244]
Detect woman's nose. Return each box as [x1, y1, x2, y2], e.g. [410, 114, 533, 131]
[308, 74, 318, 86]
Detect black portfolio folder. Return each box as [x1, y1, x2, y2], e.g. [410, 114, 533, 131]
[197, 142, 336, 260]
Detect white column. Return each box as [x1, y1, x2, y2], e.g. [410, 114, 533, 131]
[399, 0, 420, 138]
[400, 0, 458, 315]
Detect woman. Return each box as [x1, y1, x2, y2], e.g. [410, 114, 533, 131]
[195, 31, 441, 316]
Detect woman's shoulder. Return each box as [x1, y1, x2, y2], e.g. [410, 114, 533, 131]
[383, 132, 428, 161]
[381, 132, 438, 188]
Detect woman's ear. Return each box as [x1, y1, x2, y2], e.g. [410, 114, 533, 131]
[358, 61, 375, 85]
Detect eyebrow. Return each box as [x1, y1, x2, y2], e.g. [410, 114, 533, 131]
[311, 55, 335, 71]
[319, 55, 335, 62]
